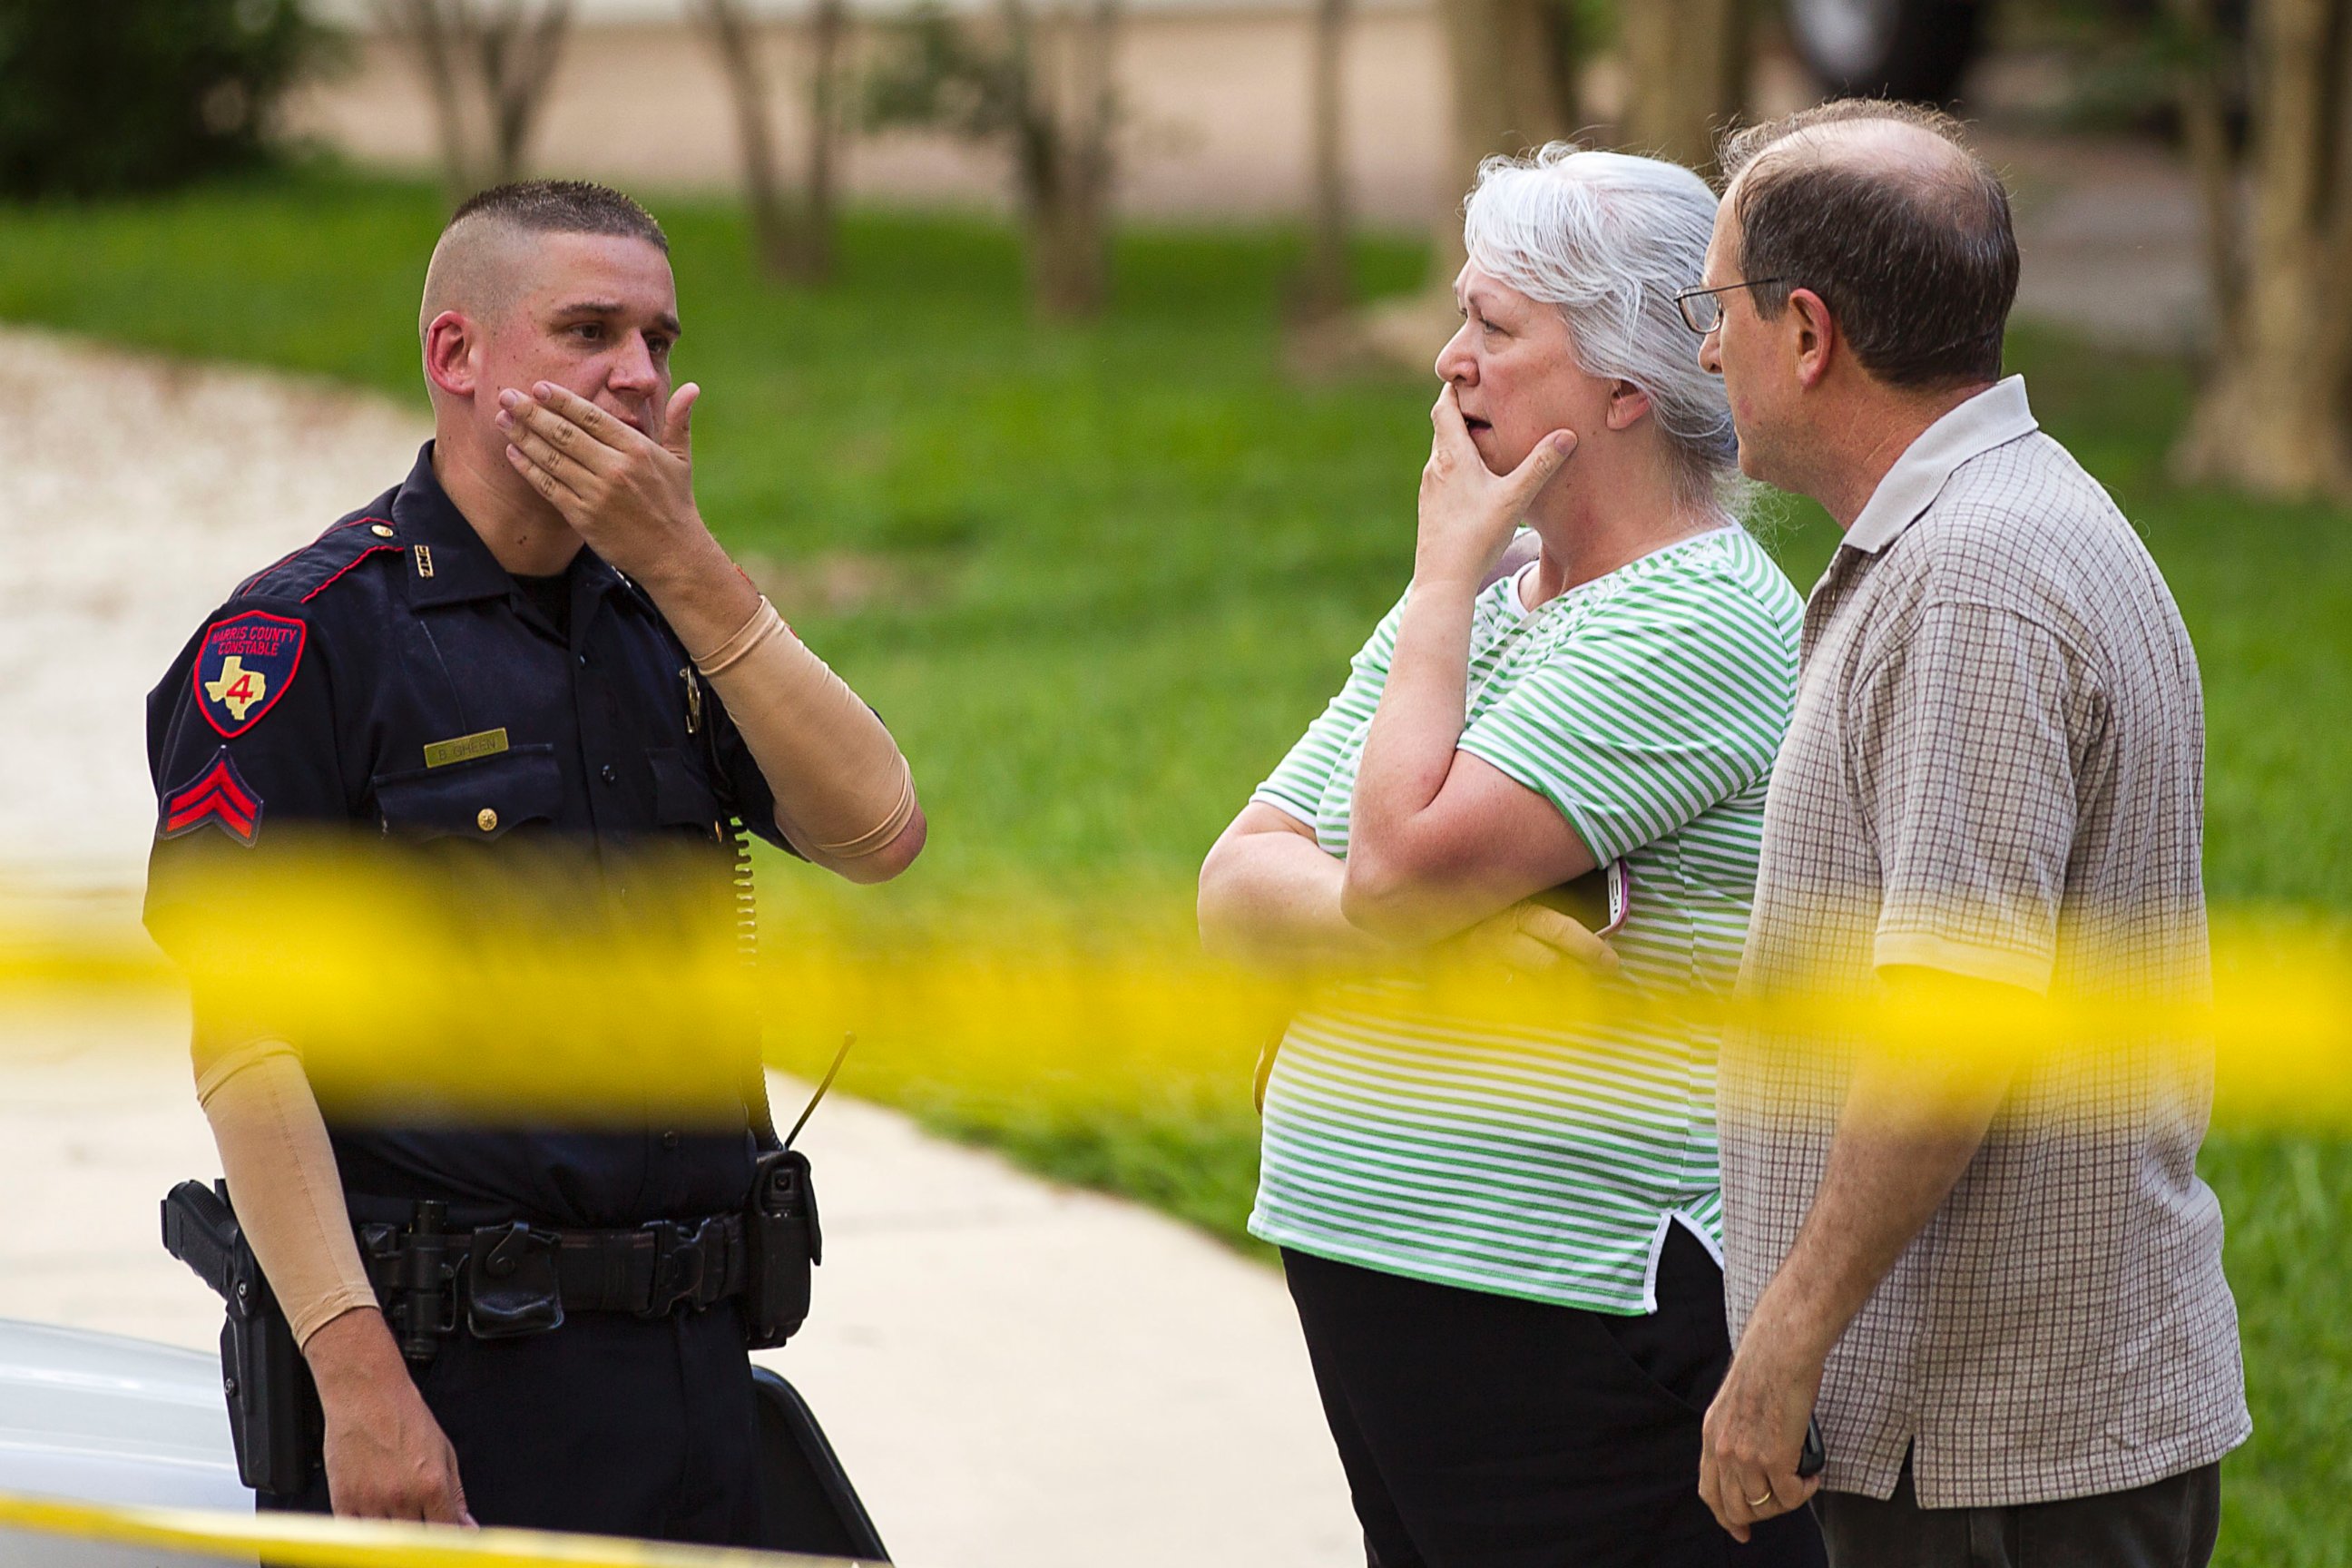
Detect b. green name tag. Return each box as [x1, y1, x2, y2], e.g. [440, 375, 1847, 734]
[423, 728, 510, 769]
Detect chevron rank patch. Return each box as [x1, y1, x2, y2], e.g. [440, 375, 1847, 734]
[160, 749, 263, 846]
[194, 611, 306, 739]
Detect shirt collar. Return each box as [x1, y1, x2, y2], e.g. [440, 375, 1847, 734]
[1842, 376, 2039, 555]
[392, 443, 629, 611]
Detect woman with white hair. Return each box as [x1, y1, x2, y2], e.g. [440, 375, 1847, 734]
[1199, 146, 1820, 1565]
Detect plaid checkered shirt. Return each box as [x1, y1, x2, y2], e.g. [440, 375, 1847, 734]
[1720, 376, 2251, 1508]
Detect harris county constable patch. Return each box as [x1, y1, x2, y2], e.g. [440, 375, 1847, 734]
[193, 611, 306, 739]
[160, 748, 262, 846]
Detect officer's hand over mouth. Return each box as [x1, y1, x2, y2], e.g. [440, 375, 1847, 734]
[497, 378, 723, 593]
[306, 1307, 475, 1524]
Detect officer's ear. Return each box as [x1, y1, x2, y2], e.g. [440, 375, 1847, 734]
[423, 310, 481, 401]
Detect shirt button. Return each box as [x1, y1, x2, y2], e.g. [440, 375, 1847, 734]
[600, 764, 618, 785]
[476, 808, 498, 833]
[576, 652, 590, 667]
[660, 1131, 681, 1150]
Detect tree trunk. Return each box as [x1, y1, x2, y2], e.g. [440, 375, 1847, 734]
[1029, 157, 1110, 316]
[2173, 0, 2352, 496]
[1298, 0, 1352, 321]
[475, 0, 572, 187]
[2169, 0, 2243, 348]
[373, 0, 571, 204]
[1009, 0, 1118, 319]
[691, 0, 799, 279]
[797, 0, 848, 282]
[1618, 0, 1748, 172]
[691, 0, 842, 284]
[1432, 0, 1576, 280]
[376, 0, 484, 202]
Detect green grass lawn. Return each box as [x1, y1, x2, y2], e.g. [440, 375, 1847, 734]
[7, 166, 2344, 1561]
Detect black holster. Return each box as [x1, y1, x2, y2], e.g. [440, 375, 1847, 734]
[742, 1148, 821, 1349]
[161, 1180, 323, 1497]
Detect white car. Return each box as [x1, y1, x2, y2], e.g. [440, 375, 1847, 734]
[0, 1318, 247, 1564]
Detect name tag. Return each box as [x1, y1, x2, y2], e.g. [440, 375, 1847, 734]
[423, 728, 510, 769]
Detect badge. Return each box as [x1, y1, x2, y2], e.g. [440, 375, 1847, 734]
[160, 749, 262, 846]
[193, 611, 307, 739]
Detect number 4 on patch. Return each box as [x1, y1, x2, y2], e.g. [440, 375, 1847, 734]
[205, 656, 267, 721]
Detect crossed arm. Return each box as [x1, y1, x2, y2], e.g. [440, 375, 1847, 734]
[1199, 802, 1611, 976]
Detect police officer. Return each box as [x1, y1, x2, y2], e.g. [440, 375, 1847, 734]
[143, 181, 925, 1539]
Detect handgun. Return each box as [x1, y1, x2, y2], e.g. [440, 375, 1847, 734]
[162, 1179, 322, 1496]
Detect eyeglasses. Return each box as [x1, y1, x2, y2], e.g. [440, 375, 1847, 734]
[1673, 279, 1788, 336]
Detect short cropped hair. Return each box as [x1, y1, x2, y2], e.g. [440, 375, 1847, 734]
[446, 179, 669, 253]
[1463, 144, 1741, 510]
[1718, 101, 2017, 390]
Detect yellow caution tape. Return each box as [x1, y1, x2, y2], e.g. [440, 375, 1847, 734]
[0, 857, 2345, 1125]
[0, 869, 2340, 1561]
[0, 1487, 867, 1567]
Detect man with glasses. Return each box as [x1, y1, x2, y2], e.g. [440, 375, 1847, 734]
[1676, 101, 2248, 1567]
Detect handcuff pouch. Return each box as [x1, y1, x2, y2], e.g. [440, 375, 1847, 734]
[465, 1220, 564, 1339]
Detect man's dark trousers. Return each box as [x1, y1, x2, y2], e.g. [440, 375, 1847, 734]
[1815, 1456, 2220, 1568]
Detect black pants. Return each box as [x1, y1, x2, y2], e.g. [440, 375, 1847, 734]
[1815, 1455, 2221, 1568]
[1283, 1226, 1826, 1568]
[265, 1303, 762, 1543]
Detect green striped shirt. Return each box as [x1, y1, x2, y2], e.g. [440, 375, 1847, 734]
[1248, 527, 1800, 1312]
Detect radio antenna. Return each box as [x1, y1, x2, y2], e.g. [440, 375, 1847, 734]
[784, 1033, 856, 1151]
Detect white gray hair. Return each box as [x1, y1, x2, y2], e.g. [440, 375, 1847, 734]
[1462, 143, 1744, 514]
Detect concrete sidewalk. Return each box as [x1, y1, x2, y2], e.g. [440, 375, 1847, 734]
[0, 327, 1354, 1567]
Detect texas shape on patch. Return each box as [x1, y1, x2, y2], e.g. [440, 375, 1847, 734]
[193, 611, 306, 739]
[160, 749, 263, 846]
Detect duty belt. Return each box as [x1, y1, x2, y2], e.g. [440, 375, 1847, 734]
[356, 1199, 749, 1359]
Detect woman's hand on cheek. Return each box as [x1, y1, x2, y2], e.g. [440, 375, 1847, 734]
[1415, 386, 1576, 593]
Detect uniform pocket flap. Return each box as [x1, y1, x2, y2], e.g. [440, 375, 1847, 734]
[647, 747, 720, 832]
[372, 745, 562, 842]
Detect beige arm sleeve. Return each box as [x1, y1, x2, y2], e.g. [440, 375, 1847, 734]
[692, 597, 916, 860]
[196, 1042, 379, 1348]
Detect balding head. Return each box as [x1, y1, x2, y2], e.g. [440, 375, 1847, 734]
[1730, 107, 1972, 186]
[419, 181, 670, 340]
[1714, 102, 2018, 389]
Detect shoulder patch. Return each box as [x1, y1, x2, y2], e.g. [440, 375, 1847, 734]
[161, 748, 263, 846]
[194, 611, 307, 739]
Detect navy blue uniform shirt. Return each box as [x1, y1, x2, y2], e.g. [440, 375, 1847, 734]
[145, 445, 795, 1228]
